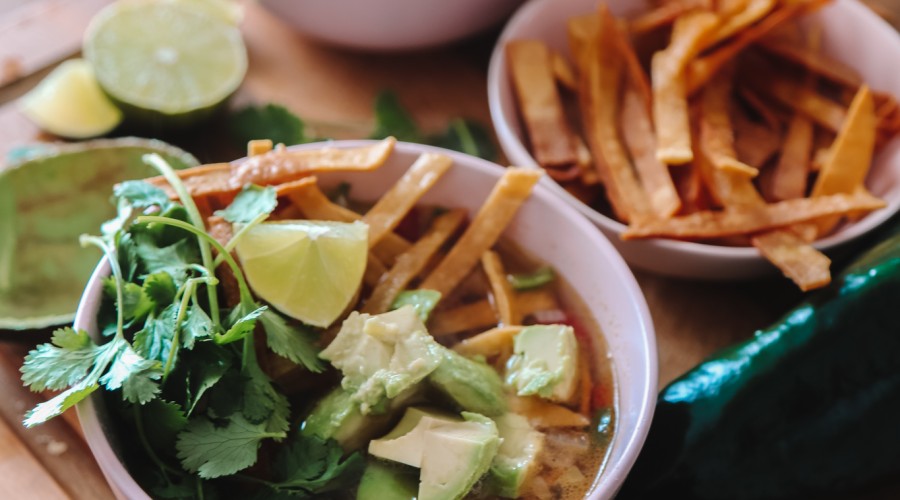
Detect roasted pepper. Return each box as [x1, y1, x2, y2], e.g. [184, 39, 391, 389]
[619, 227, 900, 499]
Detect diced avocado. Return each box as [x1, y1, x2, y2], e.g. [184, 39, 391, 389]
[429, 349, 507, 417]
[391, 289, 441, 322]
[505, 324, 579, 402]
[357, 461, 418, 500]
[301, 388, 393, 451]
[487, 413, 545, 498]
[419, 412, 501, 500]
[320, 306, 444, 413]
[370, 408, 501, 500]
[369, 407, 460, 467]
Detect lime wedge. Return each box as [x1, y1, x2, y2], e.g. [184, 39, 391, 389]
[83, 0, 247, 128]
[18, 59, 123, 139]
[235, 220, 369, 328]
[0, 138, 198, 331]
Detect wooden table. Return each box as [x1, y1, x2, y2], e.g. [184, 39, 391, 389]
[0, 1, 895, 498]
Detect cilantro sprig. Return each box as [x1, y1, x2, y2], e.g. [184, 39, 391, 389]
[20, 154, 346, 496]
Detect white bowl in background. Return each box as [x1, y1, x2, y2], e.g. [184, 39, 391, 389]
[258, 0, 523, 52]
[75, 141, 658, 499]
[488, 0, 900, 279]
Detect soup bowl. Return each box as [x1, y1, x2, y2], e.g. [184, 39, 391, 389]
[74, 140, 657, 499]
[488, 0, 900, 280]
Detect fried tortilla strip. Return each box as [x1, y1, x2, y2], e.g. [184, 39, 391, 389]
[769, 112, 814, 201]
[621, 86, 681, 218]
[361, 209, 466, 315]
[623, 190, 886, 240]
[363, 153, 452, 248]
[737, 86, 783, 132]
[751, 231, 831, 291]
[672, 162, 707, 214]
[481, 250, 519, 326]
[630, 0, 712, 35]
[574, 137, 601, 185]
[568, 13, 598, 70]
[710, 0, 776, 45]
[696, 142, 830, 289]
[756, 37, 862, 89]
[364, 253, 388, 289]
[582, 7, 651, 222]
[700, 69, 759, 177]
[507, 395, 590, 428]
[610, 17, 652, 114]
[753, 75, 846, 132]
[247, 139, 273, 156]
[507, 40, 579, 167]
[147, 138, 397, 199]
[284, 176, 411, 265]
[551, 51, 578, 91]
[420, 168, 541, 298]
[732, 111, 782, 169]
[652, 10, 719, 160]
[811, 85, 877, 234]
[453, 326, 522, 358]
[686, 2, 815, 93]
[430, 288, 558, 337]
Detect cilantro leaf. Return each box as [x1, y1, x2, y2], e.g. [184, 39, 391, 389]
[134, 304, 177, 362]
[23, 380, 99, 427]
[259, 309, 324, 373]
[430, 118, 497, 161]
[114, 181, 175, 211]
[217, 304, 267, 344]
[99, 342, 162, 404]
[264, 435, 364, 497]
[370, 90, 422, 143]
[21, 327, 97, 392]
[103, 279, 154, 324]
[215, 184, 277, 224]
[176, 414, 285, 479]
[182, 343, 233, 415]
[182, 303, 214, 349]
[143, 272, 176, 311]
[229, 104, 311, 148]
[140, 399, 188, 454]
[135, 235, 200, 285]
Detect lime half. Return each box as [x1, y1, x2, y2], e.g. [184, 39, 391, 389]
[83, 0, 247, 128]
[19, 59, 123, 139]
[235, 220, 369, 328]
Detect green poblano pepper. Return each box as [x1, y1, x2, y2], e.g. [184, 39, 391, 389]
[619, 228, 900, 499]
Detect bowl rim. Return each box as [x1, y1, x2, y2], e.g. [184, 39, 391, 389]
[487, 0, 900, 263]
[75, 139, 658, 499]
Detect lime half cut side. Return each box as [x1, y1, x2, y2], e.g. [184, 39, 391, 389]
[235, 220, 369, 328]
[18, 59, 123, 139]
[83, 0, 247, 128]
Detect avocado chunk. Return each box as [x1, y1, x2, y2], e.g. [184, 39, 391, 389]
[505, 324, 579, 402]
[301, 388, 392, 451]
[368, 407, 459, 467]
[369, 408, 501, 500]
[429, 349, 507, 417]
[357, 461, 418, 500]
[320, 306, 444, 413]
[488, 413, 545, 498]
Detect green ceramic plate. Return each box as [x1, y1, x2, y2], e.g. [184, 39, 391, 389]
[0, 138, 198, 330]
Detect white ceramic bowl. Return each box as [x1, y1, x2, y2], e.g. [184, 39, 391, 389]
[488, 0, 900, 279]
[74, 141, 658, 499]
[258, 0, 524, 52]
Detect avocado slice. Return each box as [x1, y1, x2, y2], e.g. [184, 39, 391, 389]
[357, 461, 418, 500]
[488, 413, 545, 498]
[301, 388, 393, 451]
[429, 349, 507, 417]
[320, 306, 444, 413]
[368, 408, 501, 500]
[505, 324, 579, 402]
